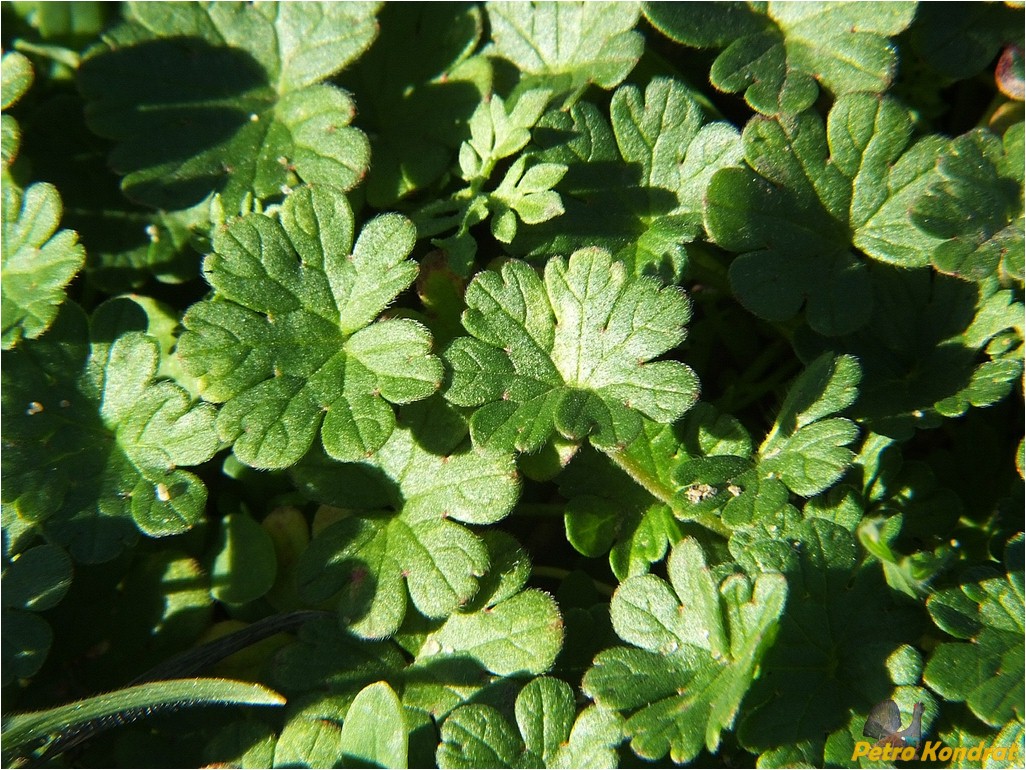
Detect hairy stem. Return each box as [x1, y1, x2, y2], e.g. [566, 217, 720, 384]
[603, 447, 732, 539]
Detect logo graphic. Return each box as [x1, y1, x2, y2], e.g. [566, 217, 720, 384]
[854, 700, 1023, 764]
[862, 699, 924, 749]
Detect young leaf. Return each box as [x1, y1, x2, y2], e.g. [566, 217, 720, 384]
[339, 681, 408, 769]
[489, 156, 567, 243]
[924, 534, 1024, 729]
[417, 88, 561, 274]
[273, 716, 343, 769]
[78, 1, 379, 210]
[340, 4, 491, 207]
[1, 51, 34, 111]
[420, 583, 563, 677]
[437, 677, 623, 769]
[179, 185, 443, 469]
[1, 181, 86, 350]
[486, 2, 643, 103]
[560, 404, 751, 578]
[2, 301, 219, 563]
[911, 125, 1025, 284]
[757, 354, 862, 497]
[293, 401, 520, 639]
[210, 513, 278, 606]
[512, 77, 743, 283]
[443, 248, 699, 453]
[644, 2, 916, 116]
[583, 538, 787, 763]
[706, 93, 950, 335]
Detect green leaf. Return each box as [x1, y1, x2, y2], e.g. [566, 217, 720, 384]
[2, 302, 219, 562]
[8, 2, 113, 49]
[794, 268, 1024, 438]
[1, 609, 51, 685]
[644, 2, 915, 116]
[490, 156, 567, 240]
[339, 681, 408, 769]
[1, 182, 86, 349]
[758, 354, 862, 497]
[925, 534, 1025, 728]
[486, 1, 643, 103]
[1, 544, 75, 683]
[78, 1, 378, 210]
[707, 93, 950, 335]
[272, 717, 343, 769]
[293, 401, 519, 639]
[203, 721, 278, 768]
[734, 519, 927, 763]
[704, 356, 860, 528]
[1, 52, 34, 111]
[1, 544, 72, 611]
[179, 186, 443, 469]
[511, 77, 743, 283]
[1, 677, 285, 764]
[560, 404, 751, 578]
[421, 587, 563, 677]
[444, 248, 698, 453]
[5, 88, 207, 293]
[210, 513, 278, 606]
[845, 436, 965, 584]
[910, 3, 1025, 80]
[341, 4, 491, 207]
[912, 125, 1025, 284]
[417, 88, 560, 274]
[583, 538, 787, 763]
[438, 677, 623, 768]
[271, 616, 407, 698]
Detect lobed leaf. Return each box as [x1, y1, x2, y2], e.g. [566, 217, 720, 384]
[1, 182, 86, 350]
[733, 519, 928, 764]
[341, 4, 491, 207]
[444, 248, 698, 453]
[911, 124, 1025, 284]
[513, 78, 743, 282]
[486, 2, 643, 103]
[583, 538, 787, 763]
[293, 401, 519, 639]
[179, 186, 443, 469]
[924, 534, 1025, 729]
[794, 268, 1024, 438]
[560, 404, 752, 578]
[79, 1, 379, 210]
[707, 93, 956, 335]
[645, 2, 915, 116]
[438, 677, 623, 768]
[2, 301, 219, 563]
[758, 354, 862, 497]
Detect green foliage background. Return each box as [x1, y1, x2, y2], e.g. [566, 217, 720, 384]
[1, 2, 1023, 767]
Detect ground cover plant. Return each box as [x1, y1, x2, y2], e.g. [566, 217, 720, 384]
[1, 2, 1024, 767]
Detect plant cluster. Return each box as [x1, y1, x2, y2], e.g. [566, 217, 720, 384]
[1, 2, 1024, 768]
